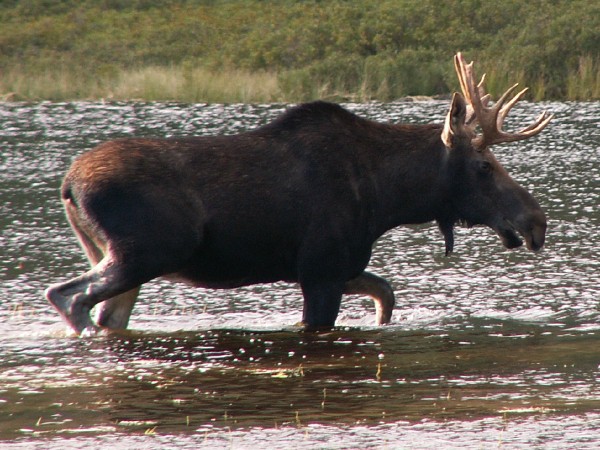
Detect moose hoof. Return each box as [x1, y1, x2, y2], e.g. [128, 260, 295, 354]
[79, 325, 100, 338]
[45, 287, 95, 336]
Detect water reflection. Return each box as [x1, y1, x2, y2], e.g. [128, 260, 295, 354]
[2, 326, 600, 444]
[1, 100, 599, 447]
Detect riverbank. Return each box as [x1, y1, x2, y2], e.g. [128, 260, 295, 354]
[3, 57, 598, 104]
[1, 0, 598, 103]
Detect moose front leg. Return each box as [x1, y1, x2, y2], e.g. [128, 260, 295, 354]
[94, 287, 140, 329]
[300, 282, 345, 330]
[344, 271, 395, 325]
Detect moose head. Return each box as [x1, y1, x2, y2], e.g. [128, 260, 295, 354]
[437, 53, 552, 255]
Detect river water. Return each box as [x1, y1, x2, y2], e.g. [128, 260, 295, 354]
[1, 100, 599, 448]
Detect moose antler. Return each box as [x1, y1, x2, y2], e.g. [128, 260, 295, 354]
[454, 52, 553, 149]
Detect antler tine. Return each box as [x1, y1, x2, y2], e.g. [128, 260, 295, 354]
[516, 111, 554, 136]
[496, 83, 529, 129]
[474, 75, 490, 121]
[455, 53, 484, 128]
[455, 53, 481, 105]
[453, 52, 553, 148]
[488, 107, 554, 144]
[495, 83, 520, 111]
[454, 56, 467, 104]
[477, 73, 488, 105]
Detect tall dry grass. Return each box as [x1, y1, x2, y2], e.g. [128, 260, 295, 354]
[111, 66, 282, 103]
[0, 65, 283, 103]
[567, 56, 600, 101]
[1, 57, 598, 103]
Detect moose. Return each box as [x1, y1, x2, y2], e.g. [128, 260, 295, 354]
[46, 53, 552, 336]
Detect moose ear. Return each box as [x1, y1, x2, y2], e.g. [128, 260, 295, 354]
[441, 92, 468, 149]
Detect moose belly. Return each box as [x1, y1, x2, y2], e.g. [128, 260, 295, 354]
[164, 245, 298, 289]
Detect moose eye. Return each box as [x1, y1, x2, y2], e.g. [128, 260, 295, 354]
[479, 160, 492, 174]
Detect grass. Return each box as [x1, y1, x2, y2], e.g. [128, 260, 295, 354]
[567, 56, 600, 100]
[112, 66, 282, 103]
[1, 58, 599, 104]
[0, 65, 283, 103]
[0, 1, 598, 102]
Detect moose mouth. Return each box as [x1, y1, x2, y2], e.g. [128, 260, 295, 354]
[441, 216, 546, 254]
[496, 220, 545, 252]
[497, 226, 524, 249]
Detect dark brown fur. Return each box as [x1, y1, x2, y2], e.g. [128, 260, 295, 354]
[46, 99, 546, 335]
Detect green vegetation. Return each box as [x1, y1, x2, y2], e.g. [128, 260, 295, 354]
[1, 0, 598, 102]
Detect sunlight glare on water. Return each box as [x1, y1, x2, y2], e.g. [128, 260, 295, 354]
[1, 100, 599, 448]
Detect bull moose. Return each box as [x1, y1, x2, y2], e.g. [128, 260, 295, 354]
[46, 53, 552, 336]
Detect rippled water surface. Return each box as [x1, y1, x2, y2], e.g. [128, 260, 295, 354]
[1, 100, 599, 448]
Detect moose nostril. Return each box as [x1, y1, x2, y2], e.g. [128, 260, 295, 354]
[529, 222, 546, 251]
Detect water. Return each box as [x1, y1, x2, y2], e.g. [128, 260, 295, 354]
[1, 100, 599, 448]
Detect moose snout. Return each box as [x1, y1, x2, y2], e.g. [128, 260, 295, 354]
[520, 208, 547, 252]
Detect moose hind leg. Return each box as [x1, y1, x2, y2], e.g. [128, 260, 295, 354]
[344, 271, 395, 325]
[45, 258, 147, 335]
[65, 207, 141, 331]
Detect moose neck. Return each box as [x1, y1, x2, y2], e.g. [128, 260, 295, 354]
[370, 123, 453, 238]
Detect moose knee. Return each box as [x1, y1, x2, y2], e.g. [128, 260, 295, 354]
[344, 272, 395, 325]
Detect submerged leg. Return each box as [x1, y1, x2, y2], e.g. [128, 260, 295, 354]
[300, 282, 344, 330]
[93, 287, 140, 329]
[45, 258, 149, 335]
[344, 271, 395, 325]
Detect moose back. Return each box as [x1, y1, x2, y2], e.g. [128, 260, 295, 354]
[46, 54, 551, 336]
